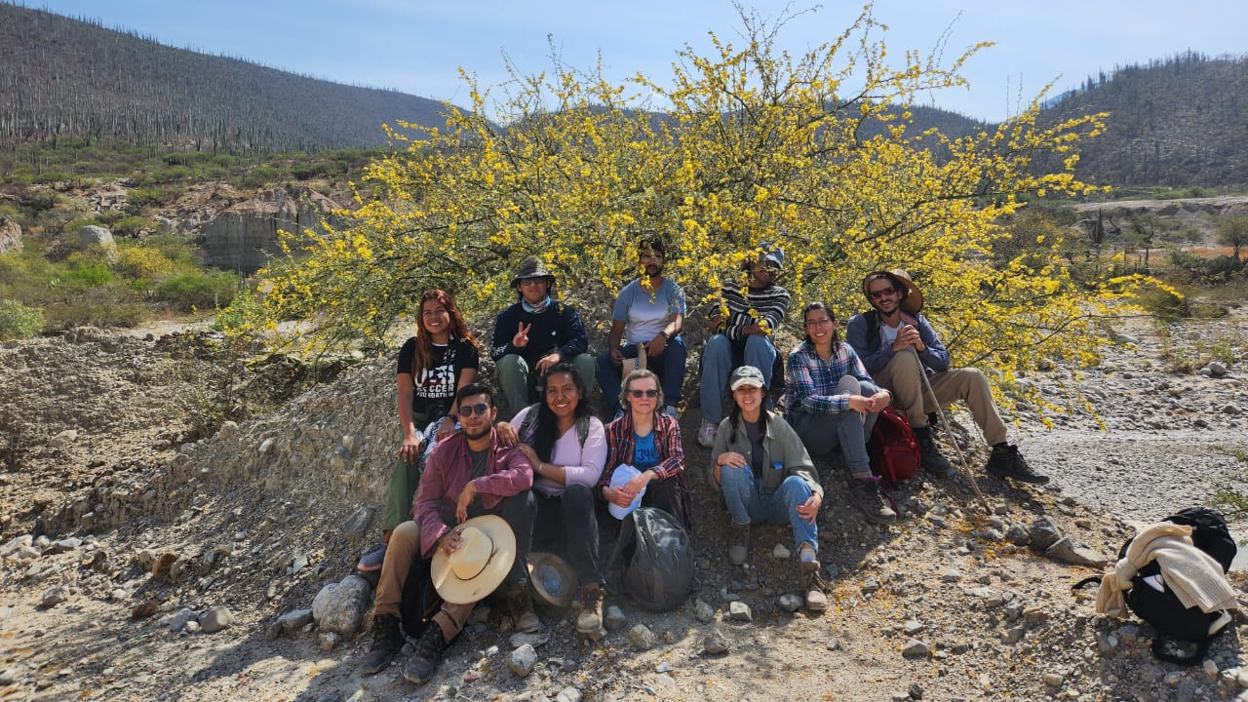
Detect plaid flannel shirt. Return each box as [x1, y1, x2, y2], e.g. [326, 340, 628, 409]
[598, 412, 685, 485]
[785, 340, 875, 415]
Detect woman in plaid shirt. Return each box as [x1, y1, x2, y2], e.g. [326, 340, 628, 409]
[597, 369, 692, 530]
[785, 302, 896, 525]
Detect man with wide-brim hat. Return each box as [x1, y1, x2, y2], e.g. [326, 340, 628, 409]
[492, 257, 596, 418]
[360, 383, 539, 687]
[846, 269, 1048, 485]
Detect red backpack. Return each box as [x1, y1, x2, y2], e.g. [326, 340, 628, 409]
[867, 405, 920, 485]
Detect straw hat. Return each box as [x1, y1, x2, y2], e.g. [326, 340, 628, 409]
[431, 515, 517, 605]
[527, 552, 577, 608]
[862, 269, 923, 315]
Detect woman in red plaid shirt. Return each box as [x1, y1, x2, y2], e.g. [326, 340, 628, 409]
[597, 369, 692, 529]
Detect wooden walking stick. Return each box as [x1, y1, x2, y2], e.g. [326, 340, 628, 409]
[907, 347, 992, 515]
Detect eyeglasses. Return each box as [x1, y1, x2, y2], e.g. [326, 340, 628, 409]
[627, 389, 660, 399]
[457, 403, 491, 417]
[869, 287, 897, 299]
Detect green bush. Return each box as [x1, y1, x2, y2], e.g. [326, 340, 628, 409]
[111, 216, 157, 237]
[155, 270, 241, 312]
[0, 299, 44, 340]
[63, 261, 114, 288]
[1137, 287, 1189, 321]
[241, 165, 286, 189]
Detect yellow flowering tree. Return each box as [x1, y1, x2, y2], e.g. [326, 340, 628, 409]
[235, 6, 1161, 396]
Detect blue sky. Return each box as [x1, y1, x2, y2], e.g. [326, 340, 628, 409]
[26, 0, 1248, 122]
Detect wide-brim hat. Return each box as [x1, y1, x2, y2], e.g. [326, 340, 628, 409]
[527, 552, 577, 608]
[510, 257, 555, 287]
[431, 515, 517, 605]
[862, 269, 923, 315]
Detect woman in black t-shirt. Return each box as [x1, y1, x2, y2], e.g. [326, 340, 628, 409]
[359, 289, 482, 571]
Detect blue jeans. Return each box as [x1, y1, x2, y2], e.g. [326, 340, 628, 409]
[699, 333, 777, 423]
[596, 335, 687, 414]
[790, 376, 880, 479]
[719, 468, 817, 553]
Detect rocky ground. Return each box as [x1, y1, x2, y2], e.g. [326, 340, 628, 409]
[1, 308, 1247, 702]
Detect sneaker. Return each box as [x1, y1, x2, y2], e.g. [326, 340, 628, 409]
[663, 405, 681, 419]
[985, 444, 1049, 484]
[728, 522, 750, 565]
[357, 543, 387, 572]
[576, 582, 605, 634]
[849, 477, 897, 524]
[360, 613, 403, 675]
[402, 624, 447, 686]
[697, 419, 718, 448]
[505, 586, 542, 633]
[801, 560, 829, 612]
[913, 426, 953, 477]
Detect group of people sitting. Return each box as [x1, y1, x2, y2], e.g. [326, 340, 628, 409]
[356, 240, 1050, 685]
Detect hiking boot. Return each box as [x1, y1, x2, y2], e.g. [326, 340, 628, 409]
[801, 560, 829, 612]
[849, 477, 897, 524]
[985, 444, 1050, 484]
[728, 522, 750, 565]
[697, 419, 718, 448]
[360, 613, 403, 675]
[402, 624, 447, 686]
[913, 426, 953, 477]
[576, 582, 605, 634]
[505, 586, 542, 633]
[357, 543, 387, 572]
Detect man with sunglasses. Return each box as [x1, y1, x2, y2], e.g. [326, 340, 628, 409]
[845, 269, 1048, 484]
[361, 383, 539, 685]
[597, 238, 688, 418]
[492, 258, 596, 418]
[697, 242, 790, 448]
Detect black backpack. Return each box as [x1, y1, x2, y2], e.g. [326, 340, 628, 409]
[1077, 506, 1236, 666]
[399, 555, 444, 640]
[606, 507, 694, 612]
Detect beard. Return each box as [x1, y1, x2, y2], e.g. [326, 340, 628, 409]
[463, 424, 492, 441]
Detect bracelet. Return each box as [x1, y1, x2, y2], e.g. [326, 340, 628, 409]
[658, 330, 670, 341]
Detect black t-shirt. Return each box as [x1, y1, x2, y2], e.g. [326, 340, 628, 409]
[396, 336, 481, 422]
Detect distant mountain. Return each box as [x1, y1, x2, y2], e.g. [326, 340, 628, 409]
[1035, 52, 1248, 188]
[0, 3, 454, 153]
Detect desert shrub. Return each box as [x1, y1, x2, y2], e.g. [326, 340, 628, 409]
[127, 187, 176, 209]
[144, 234, 199, 268]
[154, 270, 241, 311]
[110, 216, 157, 237]
[241, 166, 285, 189]
[114, 245, 176, 280]
[61, 217, 103, 234]
[0, 299, 44, 340]
[32, 171, 71, 184]
[1137, 287, 1188, 321]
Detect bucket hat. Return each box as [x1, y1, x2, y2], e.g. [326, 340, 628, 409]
[511, 258, 555, 287]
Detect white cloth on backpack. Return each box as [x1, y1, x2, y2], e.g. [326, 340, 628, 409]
[607, 464, 646, 520]
[1094, 522, 1238, 618]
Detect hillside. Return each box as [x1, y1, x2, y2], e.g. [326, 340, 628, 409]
[1036, 53, 1248, 188]
[0, 3, 452, 153]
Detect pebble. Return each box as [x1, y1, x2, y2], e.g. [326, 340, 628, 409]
[509, 631, 549, 648]
[694, 599, 715, 623]
[49, 429, 78, 448]
[508, 643, 537, 677]
[778, 594, 803, 613]
[826, 638, 840, 651]
[772, 543, 791, 559]
[604, 605, 628, 631]
[200, 605, 234, 633]
[902, 639, 931, 659]
[555, 685, 582, 702]
[1029, 517, 1062, 551]
[629, 624, 657, 651]
[904, 620, 924, 635]
[909, 682, 924, 699]
[703, 628, 730, 655]
[728, 601, 753, 622]
[40, 586, 70, 608]
[166, 608, 198, 633]
[317, 631, 341, 651]
[1043, 672, 1065, 687]
[941, 569, 962, 583]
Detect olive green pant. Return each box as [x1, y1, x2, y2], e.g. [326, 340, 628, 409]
[382, 457, 422, 533]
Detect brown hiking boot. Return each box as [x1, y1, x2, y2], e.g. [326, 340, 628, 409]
[505, 586, 542, 633]
[360, 613, 403, 675]
[576, 582, 605, 634]
[801, 560, 829, 612]
[849, 477, 897, 524]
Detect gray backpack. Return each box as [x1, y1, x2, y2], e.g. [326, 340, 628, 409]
[606, 507, 694, 612]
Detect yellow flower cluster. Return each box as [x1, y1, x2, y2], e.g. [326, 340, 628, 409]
[225, 6, 1163, 418]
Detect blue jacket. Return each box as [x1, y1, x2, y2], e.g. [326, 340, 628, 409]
[845, 310, 951, 376]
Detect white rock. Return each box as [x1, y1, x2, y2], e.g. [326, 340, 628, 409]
[772, 543, 791, 559]
[200, 606, 234, 633]
[312, 575, 371, 636]
[555, 686, 582, 702]
[508, 644, 537, 677]
[48, 429, 78, 449]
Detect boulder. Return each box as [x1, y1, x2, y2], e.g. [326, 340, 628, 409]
[77, 225, 117, 262]
[311, 575, 371, 636]
[0, 216, 21, 255]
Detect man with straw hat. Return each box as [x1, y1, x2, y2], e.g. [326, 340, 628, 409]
[361, 383, 539, 686]
[846, 270, 1048, 484]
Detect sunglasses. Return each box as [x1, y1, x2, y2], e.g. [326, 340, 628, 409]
[627, 389, 659, 399]
[869, 287, 897, 299]
[457, 403, 492, 417]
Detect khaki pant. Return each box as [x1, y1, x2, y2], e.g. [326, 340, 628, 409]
[372, 520, 473, 641]
[872, 350, 1008, 446]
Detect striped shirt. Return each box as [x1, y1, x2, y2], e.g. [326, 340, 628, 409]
[717, 281, 790, 341]
[785, 340, 875, 415]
